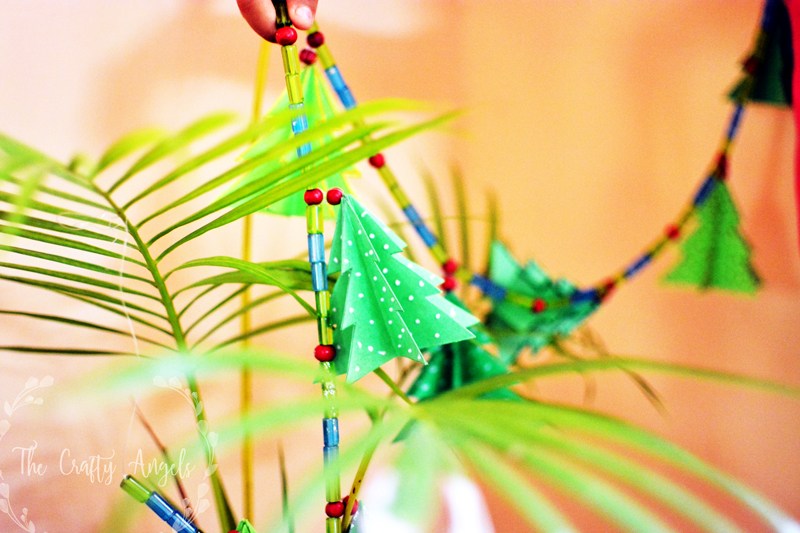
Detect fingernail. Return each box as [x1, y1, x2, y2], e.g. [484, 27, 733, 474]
[294, 5, 313, 27]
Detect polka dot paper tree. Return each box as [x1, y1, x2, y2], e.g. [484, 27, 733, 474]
[329, 195, 478, 383]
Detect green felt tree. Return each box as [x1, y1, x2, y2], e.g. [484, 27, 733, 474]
[729, 0, 792, 106]
[329, 196, 478, 383]
[664, 181, 760, 293]
[484, 240, 598, 363]
[238, 67, 357, 216]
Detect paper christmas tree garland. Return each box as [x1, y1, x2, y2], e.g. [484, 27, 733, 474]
[300, 16, 775, 337]
[328, 195, 478, 383]
[483, 241, 599, 362]
[239, 67, 355, 216]
[664, 180, 760, 293]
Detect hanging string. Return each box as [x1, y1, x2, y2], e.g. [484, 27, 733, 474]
[299, 4, 774, 314]
[271, 3, 344, 530]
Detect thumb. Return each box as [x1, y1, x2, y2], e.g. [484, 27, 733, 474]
[287, 0, 319, 30]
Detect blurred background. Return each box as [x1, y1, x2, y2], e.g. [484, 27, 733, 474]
[1, 0, 798, 531]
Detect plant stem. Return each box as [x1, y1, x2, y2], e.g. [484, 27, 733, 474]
[341, 440, 378, 532]
[278, 440, 295, 533]
[341, 368, 414, 531]
[91, 184, 236, 531]
[241, 40, 270, 522]
[134, 403, 195, 519]
[374, 368, 413, 405]
[241, 213, 254, 521]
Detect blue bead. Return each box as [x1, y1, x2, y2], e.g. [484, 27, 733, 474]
[146, 493, 174, 522]
[170, 513, 199, 533]
[323, 445, 339, 466]
[761, 0, 777, 29]
[403, 205, 422, 225]
[417, 225, 438, 247]
[289, 103, 312, 156]
[339, 88, 356, 109]
[693, 177, 716, 206]
[297, 142, 312, 157]
[325, 66, 356, 109]
[624, 254, 652, 278]
[308, 233, 325, 263]
[726, 105, 744, 141]
[403, 206, 438, 247]
[146, 494, 198, 532]
[469, 274, 506, 300]
[570, 289, 599, 304]
[323, 418, 340, 447]
[311, 262, 328, 291]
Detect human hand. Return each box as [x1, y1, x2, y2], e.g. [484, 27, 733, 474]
[236, 0, 319, 42]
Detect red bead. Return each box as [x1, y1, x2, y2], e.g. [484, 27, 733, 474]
[531, 298, 547, 314]
[325, 501, 345, 518]
[743, 55, 759, 75]
[441, 276, 457, 292]
[599, 279, 616, 301]
[368, 153, 385, 169]
[714, 153, 728, 180]
[343, 495, 358, 514]
[307, 31, 325, 48]
[665, 224, 681, 240]
[275, 26, 298, 46]
[299, 49, 317, 65]
[304, 188, 324, 205]
[326, 188, 344, 205]
[442, 259, 458, 276]
[315, 345, 336, 362]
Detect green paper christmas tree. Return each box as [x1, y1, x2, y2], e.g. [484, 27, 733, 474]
[236, 519, 257, 533]
[409, 294, 515, 400]
[485, 240, 598, 363]
[238, 67, 357, 216]
[408, 332, 517, 401]
[664, 181, 760, 293]
[329, 196, 478, 383]
[729, 0, 793, 106]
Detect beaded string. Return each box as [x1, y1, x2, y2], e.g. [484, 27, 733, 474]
[303, 24, 451, 271]
[273, 2, 311, 157]
[296, 9, 772, 315]
[303, 187, 348, 533]
[120, 475, 202, 533]
[271, 3, 346, 530]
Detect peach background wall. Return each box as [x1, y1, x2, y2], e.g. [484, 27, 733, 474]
[1, 1, 799, 531]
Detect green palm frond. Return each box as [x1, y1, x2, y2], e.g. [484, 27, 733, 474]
[0, 97, 453, 531]
[91, 348, 800, 532]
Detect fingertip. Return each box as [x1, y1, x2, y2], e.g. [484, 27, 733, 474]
[289, 1, 318, 30]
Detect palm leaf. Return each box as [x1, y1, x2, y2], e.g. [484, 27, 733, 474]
[105, 113, 237, 191]
[154, 111, 459, 261]
[0, 310, 170, 350]
[172, 257, 315, 317]
[421, 167, 449, 254]
[93, 127, 168, 177]
[458, 442, 577, 532]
